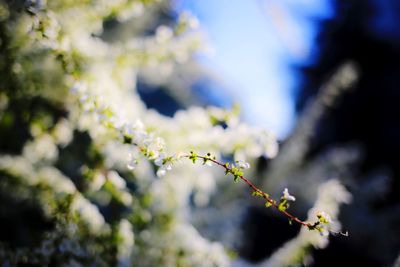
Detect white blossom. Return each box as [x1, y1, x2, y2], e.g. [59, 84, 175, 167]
[145, 136, 165, 160]
[52, 118, 73, 146]
[155, 25, 173, 43]
[236, 160, 250, 169]
[121, 120, 146, 140]
[107, 170, 126, 190]
[91, 172, 106, 191]
[71, 195, 107, 234]
[155, 153, 175, 177]
[127, 153, 138, 170]
[156, 168, 167, 177]
[178, 12, 200, 30]
[23, 134, 58, 163]
[283, 188, 296, 202]
[117, 219, 134, 266]
[155, 153, 173, 170]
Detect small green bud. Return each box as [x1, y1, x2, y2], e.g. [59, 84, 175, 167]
[278, 199, 289, 211]
[316, 211, 332, 224]
[252, 191, 263, 197]
[189, 151, 197, 164]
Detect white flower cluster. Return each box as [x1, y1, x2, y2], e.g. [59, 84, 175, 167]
[236, 160, 251, 170]
[59, 7, 283, 260]
[70, 79, 279, 183]
[21, 117, 73, 164]
[1, 1, 346, 266]
[117, 219, 135, 266]
[70, 83, 173, 176]
[0, 155, 108, 234]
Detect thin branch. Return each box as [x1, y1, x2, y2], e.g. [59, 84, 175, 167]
[182, 153, 348, 236]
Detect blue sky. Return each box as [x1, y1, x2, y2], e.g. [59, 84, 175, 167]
[174, 0, 334, 139]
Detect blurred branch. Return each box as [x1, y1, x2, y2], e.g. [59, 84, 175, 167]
[262, 61, 359, 190]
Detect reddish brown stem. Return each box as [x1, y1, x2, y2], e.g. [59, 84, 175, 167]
[188, 155, 312, 228]
[187, 154, 349, 236]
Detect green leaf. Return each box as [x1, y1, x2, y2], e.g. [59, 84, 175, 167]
[278, 199, 289, 211]
[189, 151, 197, 164]
[252, 191, 263, 197]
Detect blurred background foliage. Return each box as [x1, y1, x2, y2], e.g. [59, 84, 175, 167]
[0, 0, 400, 267]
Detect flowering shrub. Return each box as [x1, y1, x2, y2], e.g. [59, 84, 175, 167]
[0, 1, 350, 266]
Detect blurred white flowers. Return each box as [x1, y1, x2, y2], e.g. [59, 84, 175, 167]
[236, 160, 250, 169]
[0, 1, 352, 266]
[127, 154, 138, 170]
